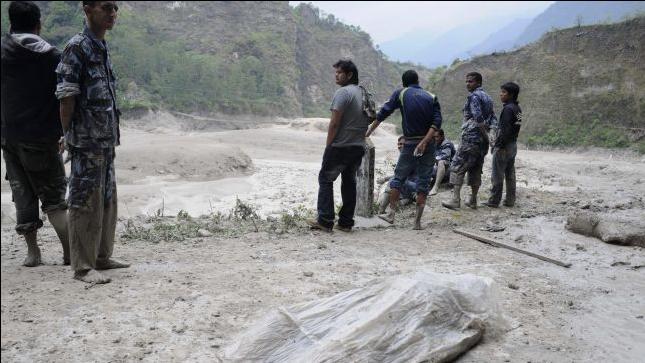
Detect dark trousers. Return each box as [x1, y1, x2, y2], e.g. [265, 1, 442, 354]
[489, 142, 517, 206]
[317, 145, 365, 228]
[1, 140, 67, 234]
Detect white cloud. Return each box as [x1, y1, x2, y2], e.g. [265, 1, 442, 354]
[289, 1, 554, 43]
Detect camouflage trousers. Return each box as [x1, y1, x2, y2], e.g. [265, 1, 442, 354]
[68, 147, 117, 272]
[1, 140, 67, 235]
[449, 142, 487, 187]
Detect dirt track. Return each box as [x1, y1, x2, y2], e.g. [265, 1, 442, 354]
[1, 118, 644, 362]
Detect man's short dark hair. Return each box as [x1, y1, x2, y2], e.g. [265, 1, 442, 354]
[501, 82, 520, 101]
[397, 135, 405, 142]
[8, 1, 40, 33]
[466, 72, 483, 85]
[83, 1, 98, 7]
[437, 129, 445, 137]
[333, 59, 359, 85]
[402, 70, 419, 88]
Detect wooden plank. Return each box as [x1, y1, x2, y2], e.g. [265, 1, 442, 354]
[453, 228, 572, 268]
[356, 138, 375, 217]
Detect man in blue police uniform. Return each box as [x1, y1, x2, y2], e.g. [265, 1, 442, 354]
[56, 1, 128, 284]
[367, 70, 442, 230]
[428, 129, 456, 196]
[442, 72, 497, 210]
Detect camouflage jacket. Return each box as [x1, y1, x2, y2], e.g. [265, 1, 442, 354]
[55, 26, 119, 148]
[435, 139, 456, 163]
[460, 87, 497, 148]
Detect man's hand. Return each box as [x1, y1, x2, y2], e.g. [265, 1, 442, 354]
[365, 119, 379, 138]
[414, 141, 427, 157]
[58, 136, 66, 154]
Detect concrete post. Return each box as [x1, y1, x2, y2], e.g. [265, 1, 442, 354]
[356, 138, 375, 217]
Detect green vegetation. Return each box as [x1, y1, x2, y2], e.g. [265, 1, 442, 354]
[121, 198, 315, 242]
[526, 120, 631, 149]
[1, 2, 437, 119]
[1, 2, 296, 115]
[434, 17, 645, 151]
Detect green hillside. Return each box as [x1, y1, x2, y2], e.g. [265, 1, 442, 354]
[1, 1, 434, 118]
[432, 17, 645, 151]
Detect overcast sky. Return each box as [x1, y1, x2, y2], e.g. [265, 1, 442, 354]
[289, 1, 555, 44]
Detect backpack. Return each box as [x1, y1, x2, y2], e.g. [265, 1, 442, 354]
[359, 85, 377, 120]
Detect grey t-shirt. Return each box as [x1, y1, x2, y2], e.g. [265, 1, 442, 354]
[330, 84, 369, 147]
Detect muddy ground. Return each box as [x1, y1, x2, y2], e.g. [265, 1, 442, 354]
[1, 115, 644, 362]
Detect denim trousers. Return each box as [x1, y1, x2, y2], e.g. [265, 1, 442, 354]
[317, 145, 365, 228]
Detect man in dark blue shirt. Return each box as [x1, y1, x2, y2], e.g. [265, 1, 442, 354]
[366, 70, 442, 230]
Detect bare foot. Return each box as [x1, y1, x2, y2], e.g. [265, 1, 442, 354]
[413, 222, 425, 230]
[74, 269, 111, 284]
[378, 212, 394, 224]
[96, 259, 130, 270]
[428, 189, 438, 196]
[23, 253, 42, 267]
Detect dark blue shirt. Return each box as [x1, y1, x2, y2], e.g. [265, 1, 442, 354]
[376, 85, 442, 139]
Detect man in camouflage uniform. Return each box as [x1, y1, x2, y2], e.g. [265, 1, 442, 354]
[56, 1, 128, 284]
[428, 129, 455, 196]
[1, 1, 69, 267]
[442, 72, 497, 210]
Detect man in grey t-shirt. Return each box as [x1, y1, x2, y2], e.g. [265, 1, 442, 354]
[308, 59, 371, 232]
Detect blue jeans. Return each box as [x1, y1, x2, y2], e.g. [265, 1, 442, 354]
[389, 142, 435, 195]
[400, 178, 418, 199]
[317, 145, 365, 228]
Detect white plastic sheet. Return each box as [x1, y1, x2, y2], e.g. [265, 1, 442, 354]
[224, 271, 504, 362]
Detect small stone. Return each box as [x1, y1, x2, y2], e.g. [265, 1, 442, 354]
[636, 315, 643, 319]
[575, 244, 586, 251]
[303, 271, 314, 277]
[172, 325, 186, 334]
[508, 283, 519, 290]
[197, 229, 212, 237]
[611, 261, 631, 267]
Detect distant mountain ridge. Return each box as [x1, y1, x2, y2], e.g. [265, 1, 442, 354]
[380, 1, 645, 67]
[515, 1, 645, 47]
